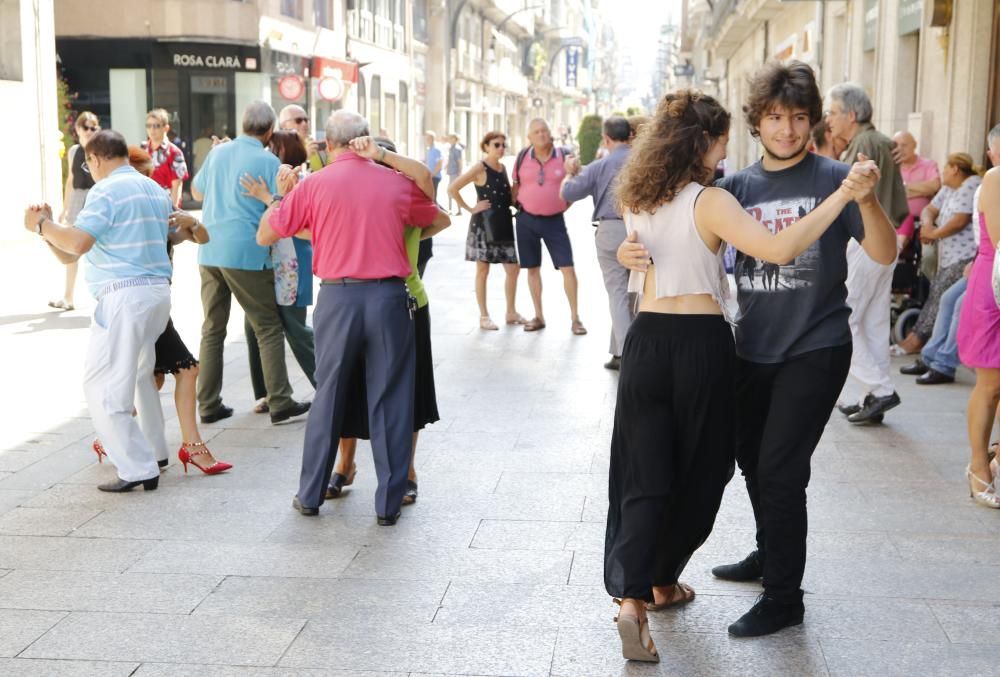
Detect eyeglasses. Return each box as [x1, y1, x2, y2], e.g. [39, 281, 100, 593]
[293, 116, 309, 124]
[146, 122, 163, 129]
[80, 125, 99, 133]
[537, 166, 545, 186]
[491, 142, 506, 148]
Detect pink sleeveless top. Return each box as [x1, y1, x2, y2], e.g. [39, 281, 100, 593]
[624, 182, 732, 321]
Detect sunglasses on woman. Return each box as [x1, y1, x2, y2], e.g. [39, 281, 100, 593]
[81, 125, 100, 133]
[491, 142, 506, 148]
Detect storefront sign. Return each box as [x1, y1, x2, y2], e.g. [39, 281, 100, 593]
[565, 48, 579, 88]
[191, 76, 228, 94]
[153, 43, 261, 72]
[899, 0, 922, 35]
[278, 75, 305, 101]
[311, 57, 359, 83]
[454, 91, 472, 108]
[317, 77, 346, 102]
[863, 0, 879, 51]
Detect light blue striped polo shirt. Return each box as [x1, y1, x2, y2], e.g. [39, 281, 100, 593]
[193, 135, 279, 270]
[74, 165, 172, 298]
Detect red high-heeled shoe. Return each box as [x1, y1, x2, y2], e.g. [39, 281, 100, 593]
[92, 440, 107, 463]
[177, 442, 232, 475]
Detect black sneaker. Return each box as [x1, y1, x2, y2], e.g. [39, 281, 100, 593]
[728, 595, 804, 637]
[847, 392, 900, 424]
[291, 495, 318, 516]
[200, 405, 234, 424]
[711, 550, 763, 581]
[270, 401, 311, 424]
[900, 359, 929, 375]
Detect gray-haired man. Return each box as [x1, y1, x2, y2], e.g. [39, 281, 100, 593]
[192, 101, 311, 425]
[826, 83, 909, 424]
[560, 116, 635, 369]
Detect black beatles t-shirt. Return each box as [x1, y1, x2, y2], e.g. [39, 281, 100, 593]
[715, 152, 865, 363]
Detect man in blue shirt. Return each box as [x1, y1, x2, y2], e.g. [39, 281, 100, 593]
[561, 116, 635, 370]
[191, 101, 310, 425]
[24, 130, 172, 492]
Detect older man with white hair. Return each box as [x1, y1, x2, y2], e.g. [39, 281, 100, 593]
[826, 83, 909, 425]
[192, 100, 311, 426]
[258, 110, 451, 525]
[278, 104, 325, 171]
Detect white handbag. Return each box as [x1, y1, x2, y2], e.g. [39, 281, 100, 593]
[992, 241, 1000, 309]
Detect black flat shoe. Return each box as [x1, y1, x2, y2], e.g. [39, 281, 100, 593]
[837, 402, 861, 416]
[270, 401, 311, 424]
[847, 392, 900, 424]
[900, 359, 929, 375]
[604, 356, 621, 371]
[200, 405, 233, 424]
[377, 512, 401, 526]
[158, 459, 168, 469]
[402, 479, 418, 506]
[916, 369, 955, 385]
[98, 476, 159, 493]
[712, 550, 763, 581]
[292, 496, 318, 516]
[325, 463, 358, 499]
[728, 595, 804, 637]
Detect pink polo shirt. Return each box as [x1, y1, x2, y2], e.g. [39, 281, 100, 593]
[269, 152, 440, 279]
[900, 155, 939, 217]
[515, 147, 568, 216]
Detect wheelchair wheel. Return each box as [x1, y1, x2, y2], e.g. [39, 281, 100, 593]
[893, 307, 921, 344]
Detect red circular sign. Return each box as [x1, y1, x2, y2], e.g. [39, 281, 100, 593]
[278, 75, 305, 101]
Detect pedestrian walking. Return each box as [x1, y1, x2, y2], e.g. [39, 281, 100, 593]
[826, 83, 909, 425]
[622, 62, 897, 638]
[191, 101, 311, 426]
[512, 118, 587, 335]
[561, 115, 635, 370]
[141, 108, 188, 209]
[607, 89, 879, 662]
[958, 124, 1000, 508]
[256, 111, 449, 525]
[328, 136, 441, 507]
[238, 129, 317, 412]
[24, 130, 174, 492]
[448, 131, 527, 330]
[49, 111, 100, 312]
[446, 132, 465, 215]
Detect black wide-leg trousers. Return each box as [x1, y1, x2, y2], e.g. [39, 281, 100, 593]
[604, 313, 736, 601]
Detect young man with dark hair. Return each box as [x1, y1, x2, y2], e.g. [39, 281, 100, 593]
[714, 61, 897, 637]
[620, 60, 898, 637]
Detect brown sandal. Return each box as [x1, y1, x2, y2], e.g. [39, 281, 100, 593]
[571, 319, 588, 335]
[523, 318, 546, 332]
[646, 582, 695, 611]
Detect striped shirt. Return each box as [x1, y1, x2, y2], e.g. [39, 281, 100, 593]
[74, 165, 172, 298]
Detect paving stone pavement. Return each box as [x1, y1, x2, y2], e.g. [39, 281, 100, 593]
[1, 200, 997, 676]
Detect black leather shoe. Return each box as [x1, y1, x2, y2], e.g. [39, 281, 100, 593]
[271, 401, 311, 424]
[291, 496, 318, 516]
[158, 459, 168, 469]
[200, 405, 233, 424]
[847, 392, 901, 424]
[98, 476, 159, 493]
[916, 369, 955, 385]
[837, 402, 861, 416]
[712, 550, 763, 581]
[900, 359, 929, 376]
[402, 479, 419, 506]
[728, 595, 804, 637]
[377, 512, 401, 526]
[604, 356, 621, 371]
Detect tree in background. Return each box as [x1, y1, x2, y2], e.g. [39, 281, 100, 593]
[576, 114, 603, 165]
[56, 70, 79, 182]
[626, 106, 643, 117]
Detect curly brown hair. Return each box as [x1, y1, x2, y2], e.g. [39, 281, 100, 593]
[616, 90, 730, 214]
[743, 61, 823, 139]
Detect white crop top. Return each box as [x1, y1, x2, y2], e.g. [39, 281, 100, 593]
[625, 181, 732, 321]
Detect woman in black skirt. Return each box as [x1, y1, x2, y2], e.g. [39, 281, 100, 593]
[605, 91, 876, 662]
[326, 137, 439, 506]
[94, 147, 231, 475]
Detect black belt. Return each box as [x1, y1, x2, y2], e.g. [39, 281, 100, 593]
[321, 277, 402, 285]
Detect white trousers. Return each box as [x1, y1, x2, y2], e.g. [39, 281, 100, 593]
[83, 283, 171, 481]
[841, 239, 896, 405]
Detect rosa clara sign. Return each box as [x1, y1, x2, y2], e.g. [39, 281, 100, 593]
[173, 54, 248, 69]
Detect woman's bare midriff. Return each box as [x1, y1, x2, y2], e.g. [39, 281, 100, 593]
[638, 264, 724, 316]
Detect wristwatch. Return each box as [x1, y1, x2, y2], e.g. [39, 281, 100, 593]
[34, 215, 46, 236]
[270, 195, 282, 207]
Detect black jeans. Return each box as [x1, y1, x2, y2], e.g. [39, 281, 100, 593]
[735, 343, 852, 602]
[605, 314, 736, 601]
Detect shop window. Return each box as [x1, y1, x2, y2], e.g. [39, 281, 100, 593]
[281, 0, 303, 20]
[370, 75, 382, 136]
[315, 0, 332, 28]
[0, 0, 22, 81]
[384, 93, 396, 143]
